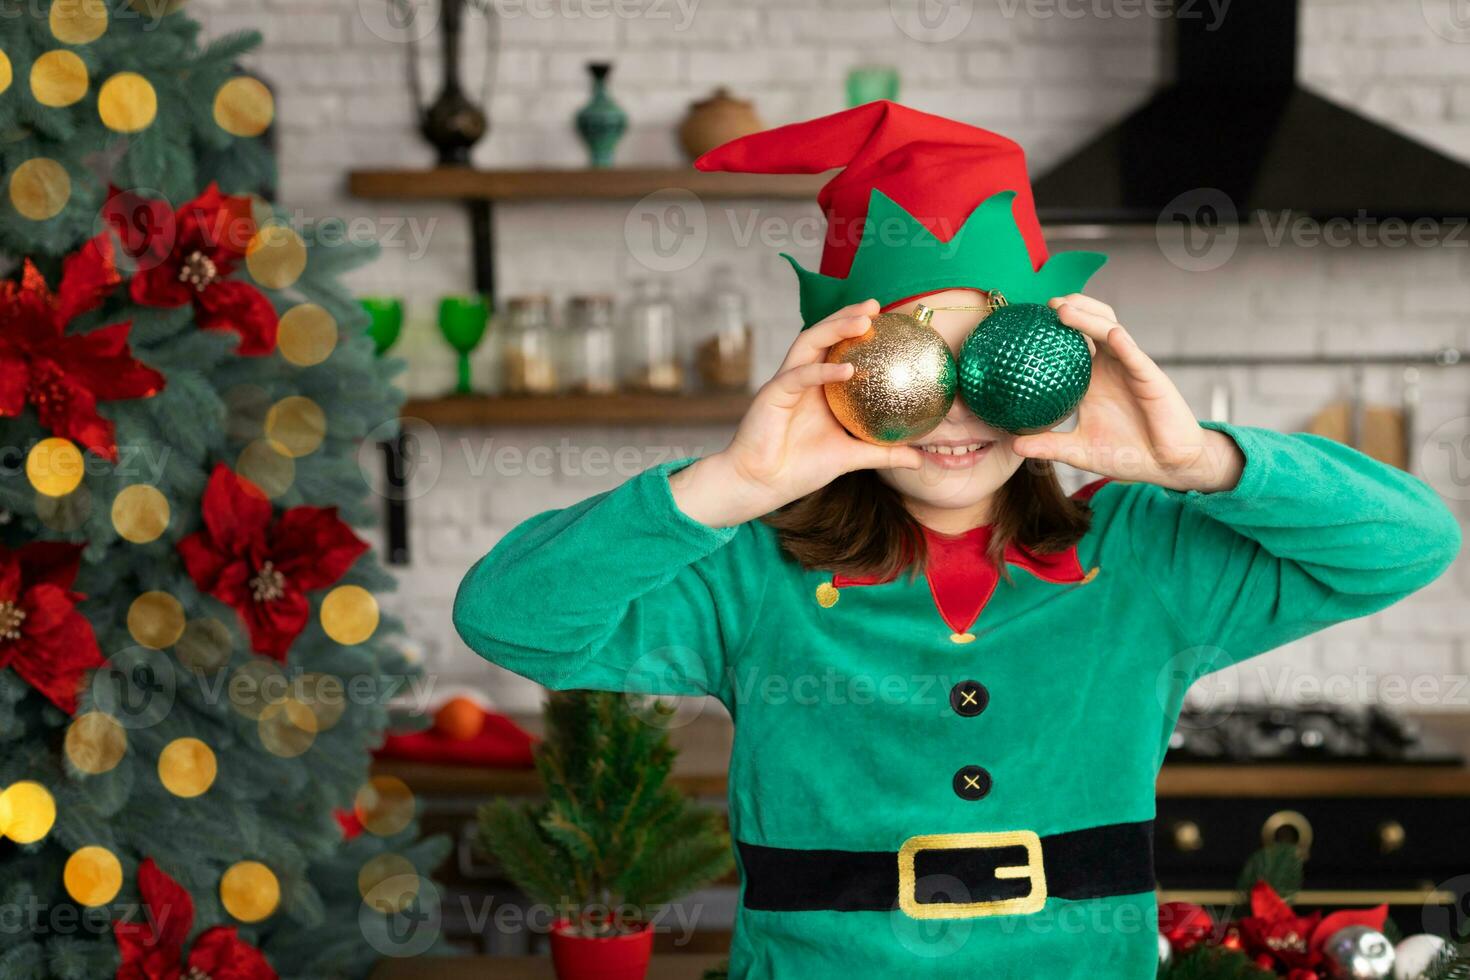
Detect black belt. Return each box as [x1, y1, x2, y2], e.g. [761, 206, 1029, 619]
[739, 821, 1154, 919]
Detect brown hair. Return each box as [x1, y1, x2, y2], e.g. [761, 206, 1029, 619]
[764, 461, 1092, 581]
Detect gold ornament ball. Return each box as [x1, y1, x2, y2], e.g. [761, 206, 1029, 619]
[64, 846, 124, 906]
[245, 223, 306, 291]
[354, 776, 415, 837]
[220, 861, 280, 923]
[823, 311, 957, 445]
[265, 396, 326, 458]
[50, 0, 109, 44]
[65, 712, 128, 775]
[236, 438, 295, 498]
[10, 157, 71, 221]
[0, 50, 12, 94]
[127, 591, 186, 649]
[175, 618, 233, 674]
[30, 49, 89, 107]
[258, 698, 318, 758]
[321, 585, 379, 646]
[26, 437, 84, 496]
[277, 303, 338, 367]
[112, 484, 170, 543]
[358, 853, 419, 910]
[98, 72, 158, 132]
[0, 781, 57, 844]
[157, 737, 217, 798]
[213, 76, 274, 138]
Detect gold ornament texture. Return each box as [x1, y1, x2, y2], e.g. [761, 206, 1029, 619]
[824, 312, 957, 445]
[321, 585, 378, 645]
[30, 49, 89, 107]
[10, 158, 71, 220]
[220, 861, 280, 923]
[98, 71, 158, 132]
[0, 781, 57, 844]
[65, 712, 127, 774]
[265, 396, 326, 458]
[0, 50, 12, 94]
[355, 776, 415, 837]
[127, 591, 186, 649]
[64, 846, 124, 906]
[213, 76, 274, 137]
[277, 303, 338, 366]
[112, 484, 170, 543]
[26, 437, 84, 497]
[245, 223, 306, 290]
[157, 737, 217, 798]
[49, 0, 109, 44]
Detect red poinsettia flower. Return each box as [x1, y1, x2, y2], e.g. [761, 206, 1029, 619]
[115, 858, 277, 980]
[0, 542, 102, 715]
[177, 464, 368, 659]
[1238, 881, 1324, 971]
[0, 235, 165, 462]
[1159, 901, 1217, 952]
[108, 184, 278, 356]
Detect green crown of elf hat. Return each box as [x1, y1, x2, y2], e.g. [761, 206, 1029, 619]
[695, 101, 1107, 329]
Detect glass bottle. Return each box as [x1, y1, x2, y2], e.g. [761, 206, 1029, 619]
[500, 295, 559, 396]
[694, 265, 752, 392]
[623, 279, 683, 394]
[565, 295, 618, 395]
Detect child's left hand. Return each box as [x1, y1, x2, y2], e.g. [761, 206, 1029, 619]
[1010, 294, 1245, 493]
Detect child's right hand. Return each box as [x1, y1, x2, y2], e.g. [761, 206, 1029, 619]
[670, 300, 923, 528]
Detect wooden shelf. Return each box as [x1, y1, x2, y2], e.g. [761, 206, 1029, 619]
[349, 166, 826, 202]
[400, 392, 751, 427]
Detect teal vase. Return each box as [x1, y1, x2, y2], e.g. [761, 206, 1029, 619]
[575, 62, 627, 168]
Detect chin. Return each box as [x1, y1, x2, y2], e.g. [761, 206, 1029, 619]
[880, 437, 1024, 512]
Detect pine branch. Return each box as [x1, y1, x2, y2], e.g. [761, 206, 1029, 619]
[1235, 844, 1303, 901]
[1161, 944, 1276, 980]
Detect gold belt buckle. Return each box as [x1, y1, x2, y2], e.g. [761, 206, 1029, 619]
[897, 831, 1048, 920]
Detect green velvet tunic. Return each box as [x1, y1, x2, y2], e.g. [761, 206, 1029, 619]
[453, 423, 1459, 979]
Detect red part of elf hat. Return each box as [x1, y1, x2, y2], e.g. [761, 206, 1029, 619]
[695, 100, 1048, 279]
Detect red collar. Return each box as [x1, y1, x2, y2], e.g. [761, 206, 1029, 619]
[825, 479, 1108, 642]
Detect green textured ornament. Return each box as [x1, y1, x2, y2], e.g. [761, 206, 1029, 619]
[957, 303, 1091, 433]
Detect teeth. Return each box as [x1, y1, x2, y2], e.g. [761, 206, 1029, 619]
[919, 442, 989, 456]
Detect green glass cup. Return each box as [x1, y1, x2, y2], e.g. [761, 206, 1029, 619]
[360, 297, 404, 356]
[438, 294, 491, 395]
[846, 65, 900, 107]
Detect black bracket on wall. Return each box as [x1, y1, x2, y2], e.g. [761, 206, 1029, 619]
[381, 198, 496, 566]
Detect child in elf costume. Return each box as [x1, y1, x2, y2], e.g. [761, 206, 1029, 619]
[453, 103, 1459, 978]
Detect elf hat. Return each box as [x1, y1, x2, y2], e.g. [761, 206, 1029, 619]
[695, 101, 1107, 328]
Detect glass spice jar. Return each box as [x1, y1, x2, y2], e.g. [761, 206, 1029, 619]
[623, 279, 684, 394]
[500, 295, 560, 396]
[694, 265, 752, 392]
[565, 295, 619, 395]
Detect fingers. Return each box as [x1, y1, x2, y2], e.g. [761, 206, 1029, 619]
[848, 442, 924, 473]
[760, 361, 852, 409]
[779, 299, 879, 372]
[1011, 430, 1083, 465]
[1049, 293, 1117, 323]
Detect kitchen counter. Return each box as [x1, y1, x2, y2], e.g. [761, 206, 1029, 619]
[374, 711, 1470, 799]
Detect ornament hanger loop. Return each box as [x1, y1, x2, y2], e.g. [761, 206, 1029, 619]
[912, 291, 1008, 326]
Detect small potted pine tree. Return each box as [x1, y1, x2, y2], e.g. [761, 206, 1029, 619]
[477, 691, 734, 980]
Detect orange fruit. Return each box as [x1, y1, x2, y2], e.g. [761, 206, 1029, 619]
[433, 696, 484, 741]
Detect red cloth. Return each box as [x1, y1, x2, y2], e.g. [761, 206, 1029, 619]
[695, 101, 1047, 279]
[376, 710, 536, 769]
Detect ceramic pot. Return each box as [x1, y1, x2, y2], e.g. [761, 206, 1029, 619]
[549, 920, 654, 980]
[678, 87, 763, 161]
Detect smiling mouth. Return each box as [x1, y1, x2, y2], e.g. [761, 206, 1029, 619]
[915, 440, 995, 468]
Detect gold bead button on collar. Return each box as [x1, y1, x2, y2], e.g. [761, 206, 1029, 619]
[815, 582, 839, 608]
[950, 632, 976, 644]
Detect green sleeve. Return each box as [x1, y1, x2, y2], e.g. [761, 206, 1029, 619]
[452, 458, 764, 702]
[1115, 422, 1460, 669]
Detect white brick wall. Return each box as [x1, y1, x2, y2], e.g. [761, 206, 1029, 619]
[193, 0, 1470, 712]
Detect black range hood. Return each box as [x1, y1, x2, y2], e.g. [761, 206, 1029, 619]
[1032, 1, 1470, 225]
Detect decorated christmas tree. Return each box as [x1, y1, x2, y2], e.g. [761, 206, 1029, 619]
[0, 3, 445, 977]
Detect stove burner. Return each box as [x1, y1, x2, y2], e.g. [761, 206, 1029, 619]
[1167, 705, 1464, 765]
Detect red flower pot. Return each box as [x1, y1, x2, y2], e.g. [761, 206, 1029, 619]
[549, 920, 654, 980]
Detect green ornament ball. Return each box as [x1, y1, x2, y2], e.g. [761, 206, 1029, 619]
[957, 303, 1091, 433]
